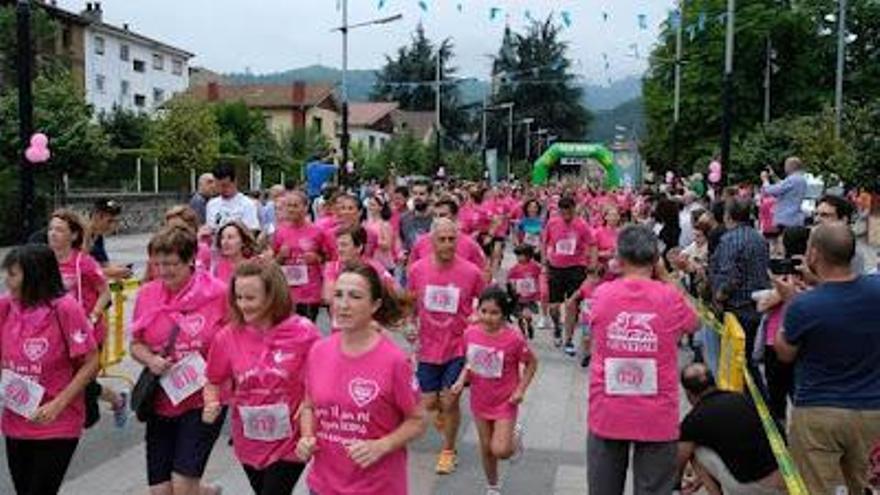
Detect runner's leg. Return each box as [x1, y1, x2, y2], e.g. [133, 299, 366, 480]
[476, 418, 499, 486]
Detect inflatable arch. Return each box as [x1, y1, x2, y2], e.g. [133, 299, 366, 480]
[531, 142, 621, 188]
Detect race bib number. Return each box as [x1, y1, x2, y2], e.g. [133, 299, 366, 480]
[555, 238, 577, 256]
[0, 370, 44, 418]
[514, 278, 537, 296]
[467, 344, 505, 379]
[523, 233, 541, 247]
[160, 353, 207, 406]
[424, 285, 460, 314]
[239, 403, 292, 442]
[283, 264, 309, 287]
[604, 357, 658, 396]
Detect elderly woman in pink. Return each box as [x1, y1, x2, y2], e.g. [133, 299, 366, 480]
[0, 244, 100, 495]
[130, 226, 229, 495]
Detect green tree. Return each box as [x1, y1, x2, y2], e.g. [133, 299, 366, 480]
[0, 4, 63, 85]
[99, 107, 152, 149]
[148, 97, 219, 173]
[489, 17, 591, 160]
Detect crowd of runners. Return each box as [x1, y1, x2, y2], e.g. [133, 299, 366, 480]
[0, 158, 879, 495]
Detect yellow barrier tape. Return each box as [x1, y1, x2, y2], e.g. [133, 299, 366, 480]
[692, 297, 810, 494]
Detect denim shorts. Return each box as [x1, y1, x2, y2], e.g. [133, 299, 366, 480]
[416, 357, 466, 393]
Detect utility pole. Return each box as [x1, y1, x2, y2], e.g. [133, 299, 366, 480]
[672, 0, 683, 169]
[834, 0, 846, 139]
[506, 103, 514, 180]
[340, 0, 350, 186]
[481, 96, 488, 169]
[720, 0, 735, 184]
[17, 0, 35, 242]
[435, 45, 442, 166]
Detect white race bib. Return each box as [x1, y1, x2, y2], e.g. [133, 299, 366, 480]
[604, 357, 658, 396]
[0, 370, 45, 418]
[424, 285, 460, 314]
[523, 233, 541, 247]
[514, 277, 537, 296]
[467, 343, 505, 379]
[239, 403, 292, 442]
[160, 353, 207, 406]
[555, 238, 577, 256]
[283, 264, 309, 287]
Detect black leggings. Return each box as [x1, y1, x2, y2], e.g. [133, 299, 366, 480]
[243, 461, 306, 495]
[6, 437, 79, 495]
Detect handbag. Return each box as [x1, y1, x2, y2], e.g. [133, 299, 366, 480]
[130, 323, 181, 422]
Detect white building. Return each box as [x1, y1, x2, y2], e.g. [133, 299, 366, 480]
[79, 3, 194, 115]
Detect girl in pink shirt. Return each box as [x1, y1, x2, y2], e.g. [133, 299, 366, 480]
[451, 287, 537, 495]
[211, 221, 256, 285]
[203, 261, 321, 494]
[130, 226, 227, 495]
[0, 244, 100, 495]
[297, 264, 426, 495]
[507, 245, 542, 339]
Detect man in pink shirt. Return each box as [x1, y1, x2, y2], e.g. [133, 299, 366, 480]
[543, 195, 597, 355]
[408, 218, 485, 475]
[409, 197, 488, 275]
[587, 225, 699, 495]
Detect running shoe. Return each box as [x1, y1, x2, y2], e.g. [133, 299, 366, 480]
[435, 449, 458, 474]
[563, 342, 577, 356]
[486, 485, 502, 495]
[510, 423, 524, 464]
[580, 354, 591, 368]
[112, 390, 129, 429]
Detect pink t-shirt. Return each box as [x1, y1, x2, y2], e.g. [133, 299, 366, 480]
[408, 257, 485, 364]
[305, 332, 420, 495]
[57, 250, 107, 343]
[273, 221, 337, 305]
[324, 258, 397, 297]
[461, 204, 492, 235]
[409, 233, 487, 270]
[196, 242, 212, 272]
[210, 257, 237, 286]
[132, 270, 228, 417]
[464, 325, 532, 421]
[588, 278, 697, 442]
[765, 304, 785, 346]
[0, 295, 97, 439]
[543, 216, 594, 268]
[759, 195, 777, 234]
[206, 315, 320, 469]
[486, 198, 512, 237]
[507, 261, 542, 303]
[593, 226, 618, 263]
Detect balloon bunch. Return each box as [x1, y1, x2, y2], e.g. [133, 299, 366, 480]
[708, 160, 722, 183]
[25, 133, 51, 164]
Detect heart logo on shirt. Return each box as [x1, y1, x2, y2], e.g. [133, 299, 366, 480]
[182, 314, 206, 337]
[22, 338, 49, 362]
[348, 377, 379, 408]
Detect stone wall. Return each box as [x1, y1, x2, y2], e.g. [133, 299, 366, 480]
[60, 192, 189, 235]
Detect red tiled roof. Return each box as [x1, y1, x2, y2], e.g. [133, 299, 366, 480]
[349, 102, 399, 127]
[187, 82, 337, 109]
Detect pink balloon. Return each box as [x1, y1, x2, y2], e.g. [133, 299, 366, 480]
[25, 146, 50, 164]
[709, 160, 722, 173]
[30, 133, 48, 148]
[708, 171, 721, 183]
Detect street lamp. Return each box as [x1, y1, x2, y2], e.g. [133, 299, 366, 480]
[518, 117, 535, 161]
[17, 0, 35, 242]
[482, 102, 514, 179]
[332, 3, 402, 185]
[720, 0, 735, 185]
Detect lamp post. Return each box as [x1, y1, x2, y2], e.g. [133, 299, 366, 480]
[720, 0, 735, 184]
[481, 102, 514, 178]
[834, 0, 846, 139]
[519, 117, 535, 162]
[17, 0, 35, 242]
[333, 4, 402, 185]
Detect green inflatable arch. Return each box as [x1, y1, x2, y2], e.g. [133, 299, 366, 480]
[531, 142, 621, 188]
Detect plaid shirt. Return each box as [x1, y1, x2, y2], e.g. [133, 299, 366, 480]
[709, 224, 770, 308]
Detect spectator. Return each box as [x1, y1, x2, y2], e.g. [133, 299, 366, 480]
[189, 173, 216, 225]
[399, 180, 434, 253]
[587, 225, 698, 495]
[88, 198, 133, 281]
[761, 157, 808, 229]
[205, 163, 260, 232]
[678, 363, 783, 495]
[775, 223, 880, 495]
[814, 194, 867, 274]
[305, 154, 338, 200]
[678, 191, 700, 248]
[709, 198, 770, 374]
[259, 184, 286, 235]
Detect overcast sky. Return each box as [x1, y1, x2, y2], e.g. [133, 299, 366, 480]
[56, 0, 674, 84]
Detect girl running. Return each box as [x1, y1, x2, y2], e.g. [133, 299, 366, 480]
[451, 287, 538, 495]
[203, 261, 320, 494]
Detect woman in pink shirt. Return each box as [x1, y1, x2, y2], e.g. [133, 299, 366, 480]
[211, 221, 256, 285]
[365, 193, 399, 273]
[297, 264, 426, 495]
[130, 226, 228, 495]
[0, 244, 100, 495]
[203, 261, 321, 494]
[322, 227, 397, 306]
[451, 287, 537, 495]
[273, 191, 336, 321]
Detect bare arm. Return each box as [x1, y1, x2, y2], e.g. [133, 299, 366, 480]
[774, 326, 799, 363]
[131, 341, 171, 375]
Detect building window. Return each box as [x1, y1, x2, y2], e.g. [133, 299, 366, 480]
[133, 59, 146, 73]
[134, 94, 146, 108]
[120, 80, 130, 96]
[120, 44, 129, 61]
[311, 117, 323, 131]
[172, 59, 183, 76]
[153, 88, 165, 104]
[94, 35, 105, 55]
[368, 135, 376, 150]
[152, 54, 164, 70]
[95, 74, 105, 93]
[62, 28, 72, 48]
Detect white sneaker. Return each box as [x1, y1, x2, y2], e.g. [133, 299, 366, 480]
[486, 485, 502, 495]
[510, 423, 524, 464]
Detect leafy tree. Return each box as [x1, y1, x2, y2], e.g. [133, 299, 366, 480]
[148, 97, 219, 173]
[489, 17, 591, 160]
[0, 4, 63, 85]
[99, 107, 151, 150]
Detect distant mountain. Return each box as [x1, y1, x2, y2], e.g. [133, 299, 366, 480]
[222, 65, 642, 112]
[586, 97, 645, 144]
